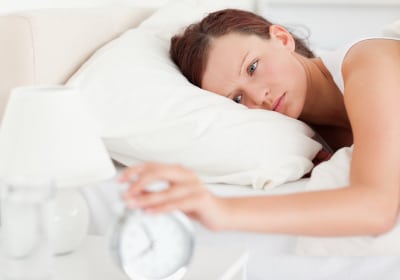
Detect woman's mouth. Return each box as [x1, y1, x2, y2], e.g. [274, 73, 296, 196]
[272, 92, 286, 113]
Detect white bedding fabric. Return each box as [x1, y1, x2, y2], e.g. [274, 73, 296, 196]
[81, 170, 307, 280]
[82, 171, 400, 280]
[295, 146, 400, 256]
[78, 14, 400, 279]
[383, 19, 400, 37]
[82, 168, 308, 237]
[249, 256, 400, 280]
[67, 0, 322, 189]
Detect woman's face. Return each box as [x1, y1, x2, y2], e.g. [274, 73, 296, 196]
[201, 27, 308, 119]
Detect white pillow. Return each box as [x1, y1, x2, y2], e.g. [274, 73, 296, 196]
[382, 19, 400, 38]
[138, 0, 257, 41]
[66, 0, 322, 189]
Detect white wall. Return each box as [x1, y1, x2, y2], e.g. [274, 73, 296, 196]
[0, 0, 108, 12]
[1, 0, 398, 49]
[259, 1, 400, 49]
[0, 0, 169, 13]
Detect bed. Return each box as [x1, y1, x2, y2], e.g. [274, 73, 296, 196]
[1, 3, 400, 280]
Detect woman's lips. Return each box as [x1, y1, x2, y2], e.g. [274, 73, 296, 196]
[272, 92, 286, 113]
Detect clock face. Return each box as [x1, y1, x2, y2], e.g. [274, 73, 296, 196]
[111, 210, 195, 280]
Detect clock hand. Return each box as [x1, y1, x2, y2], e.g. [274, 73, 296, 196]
[130, 218, 156, 261]
[140, 219, 156, 248]
[133, 242, 153, 260]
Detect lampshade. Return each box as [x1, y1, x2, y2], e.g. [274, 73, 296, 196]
[0, 85, 116, 187]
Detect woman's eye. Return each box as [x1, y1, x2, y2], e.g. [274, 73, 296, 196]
[247, 61, 258, 75]
[233, 95, 242, 104]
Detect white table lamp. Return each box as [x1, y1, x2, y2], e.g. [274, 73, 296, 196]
[0, 85, 116, 254]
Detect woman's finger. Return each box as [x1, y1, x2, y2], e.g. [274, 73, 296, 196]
[143, 198, 193, 214]
[119, 164, 146, 182]
[125, 181, 198, 209]
[121, 162, 195, 183]
[123, 163, 201, 196]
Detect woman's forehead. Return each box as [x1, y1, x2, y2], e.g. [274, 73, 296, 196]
[201, 35, 249, 95]
[207, 33, 269, 65]
[210, 33, 255, 54]
[202, 34, 262, 83]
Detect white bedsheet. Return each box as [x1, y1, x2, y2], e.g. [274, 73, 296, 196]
[82, 174, 308, 279]
[203, 178, 400, 280]
[249, 255, 400, 280]
[296, 147, 400, 257]
[82, 167, 400, 280]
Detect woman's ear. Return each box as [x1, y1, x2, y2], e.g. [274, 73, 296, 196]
[269, 25, 296, 52]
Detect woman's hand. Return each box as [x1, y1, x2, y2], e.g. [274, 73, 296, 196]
[119, 162, 229, 231]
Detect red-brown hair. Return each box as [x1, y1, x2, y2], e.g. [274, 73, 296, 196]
[170, 9, 314, 87]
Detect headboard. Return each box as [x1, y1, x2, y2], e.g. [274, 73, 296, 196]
[0, 7, 156, 121]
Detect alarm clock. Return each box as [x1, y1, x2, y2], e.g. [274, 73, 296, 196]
[110, 207, 195, 280]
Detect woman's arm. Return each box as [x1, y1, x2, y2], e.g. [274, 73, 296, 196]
[121, 39, 400, 236]
[227, 39, 400, 236]
[341, 38, 400, 229]
[121, 162, 394, 236]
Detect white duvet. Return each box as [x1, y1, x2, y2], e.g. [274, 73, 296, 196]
[81, 147, 400, 280]
[256, 147, 400, 280]
[295, 146, 400, 256]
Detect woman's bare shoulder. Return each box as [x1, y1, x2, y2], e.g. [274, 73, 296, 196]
[342, 38, 400, 73]
[340, 38, 400, 197]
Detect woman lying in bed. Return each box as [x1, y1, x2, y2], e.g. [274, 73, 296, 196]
[120, 9, 400, 236]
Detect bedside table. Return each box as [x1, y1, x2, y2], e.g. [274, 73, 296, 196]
[51, 235, 248, 280]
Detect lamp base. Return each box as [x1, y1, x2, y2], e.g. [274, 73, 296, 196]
[51, 189, 89, 255]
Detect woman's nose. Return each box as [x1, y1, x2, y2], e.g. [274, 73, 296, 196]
[243, 87, 270, 109]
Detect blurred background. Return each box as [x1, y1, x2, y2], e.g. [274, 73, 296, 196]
[0, 0, 399, 49]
